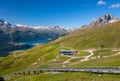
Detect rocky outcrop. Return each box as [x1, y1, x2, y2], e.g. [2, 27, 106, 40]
[89, 14, 119, 26]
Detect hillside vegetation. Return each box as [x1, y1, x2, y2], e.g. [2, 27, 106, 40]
[57, 21, 120, 49]
[1, 20, 120, 81]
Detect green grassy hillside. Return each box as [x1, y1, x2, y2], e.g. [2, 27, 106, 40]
[56, 21, 120, 49]
[1, 20, 120, 81]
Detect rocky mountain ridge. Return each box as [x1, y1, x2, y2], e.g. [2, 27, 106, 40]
[0, 18, 72, 42]
[89, 14, 120, 26]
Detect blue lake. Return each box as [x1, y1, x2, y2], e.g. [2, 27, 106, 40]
[24, 39, 51, 45]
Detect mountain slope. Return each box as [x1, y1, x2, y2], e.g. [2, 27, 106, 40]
[0, 19, 120, 75]
[60, 20, 120, 49]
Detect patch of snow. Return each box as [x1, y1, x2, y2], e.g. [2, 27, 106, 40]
[109, 19, 119, 23]
[16, 24, 28, 27]
[30, 26, 49, 29]
[4, 21, 8, 24]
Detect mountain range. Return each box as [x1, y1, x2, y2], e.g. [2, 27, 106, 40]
[0, 19, 72, 42]
[0, 19, 72, 56]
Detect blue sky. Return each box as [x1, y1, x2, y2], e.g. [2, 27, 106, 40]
[0, 0, 120, 28]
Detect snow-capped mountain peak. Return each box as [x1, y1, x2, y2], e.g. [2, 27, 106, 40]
[16, 24, 28, 27]
[15, 24, 73, 31]
[0, 18, 12, 28]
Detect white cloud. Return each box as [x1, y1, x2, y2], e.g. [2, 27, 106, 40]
[109, 3, 120, 8]
[97, 0, 106, 5]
